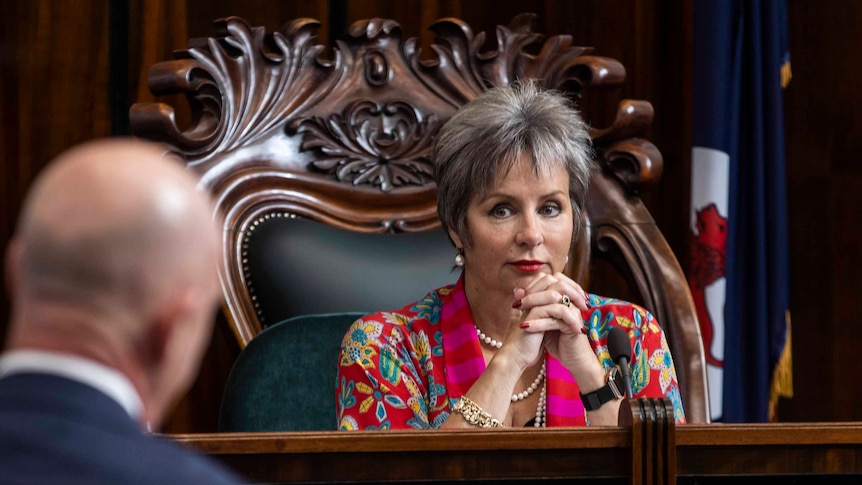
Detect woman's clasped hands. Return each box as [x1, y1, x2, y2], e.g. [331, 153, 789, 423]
[512, 271, 588, 355]
[512, 272, 609, 404]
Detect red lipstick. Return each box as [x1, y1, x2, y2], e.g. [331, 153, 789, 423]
[511, 260, 544, 272]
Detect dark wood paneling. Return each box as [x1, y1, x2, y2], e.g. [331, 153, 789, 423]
[0, 2, 21, 318]
[0, 0, 113, 348]
[780, 0, 862, 422]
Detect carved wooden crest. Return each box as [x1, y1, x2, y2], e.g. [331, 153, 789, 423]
[294, 100, 438, 191]
[130, 13, 660, 194]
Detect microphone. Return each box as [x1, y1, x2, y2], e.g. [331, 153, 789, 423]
[607, 326, 634, 399]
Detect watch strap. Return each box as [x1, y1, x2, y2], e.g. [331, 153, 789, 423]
[580, 367, 625, 411]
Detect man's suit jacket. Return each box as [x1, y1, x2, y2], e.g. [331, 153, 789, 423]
[0, 372, 244, 485]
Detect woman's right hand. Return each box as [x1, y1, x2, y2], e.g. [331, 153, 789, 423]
[499, 286, 550, 371]
[513, 272, 603, 381]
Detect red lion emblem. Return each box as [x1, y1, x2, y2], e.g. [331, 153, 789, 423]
[688, 203, 727, 366]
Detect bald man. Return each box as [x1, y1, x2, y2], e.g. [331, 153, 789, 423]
[0, 139, 243, 484]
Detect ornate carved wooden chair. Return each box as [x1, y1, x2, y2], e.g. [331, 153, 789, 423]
[130, 13, 710, 426]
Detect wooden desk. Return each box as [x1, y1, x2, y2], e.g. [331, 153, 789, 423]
[677, 422, 862, 482]
[171, 399, 862, 484]
[173, 427, 632, 484]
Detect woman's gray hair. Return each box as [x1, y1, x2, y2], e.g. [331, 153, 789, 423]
[432, 80, 596, 247]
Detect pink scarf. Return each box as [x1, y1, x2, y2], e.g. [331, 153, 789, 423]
[441, 277, 587, 426]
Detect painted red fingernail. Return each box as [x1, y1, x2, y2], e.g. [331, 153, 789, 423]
[512, 300, 522, 309]
[581, 326, 588, 334]
[520, 322, 530, 329]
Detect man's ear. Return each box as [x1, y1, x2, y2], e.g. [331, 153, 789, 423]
[145, 289, 195, 365]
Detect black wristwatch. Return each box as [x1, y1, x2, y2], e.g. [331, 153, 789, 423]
[580, 367, 626, 411]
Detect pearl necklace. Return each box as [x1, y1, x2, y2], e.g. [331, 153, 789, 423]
[475, 325, 502, 349]
[475, 324, 547, 406]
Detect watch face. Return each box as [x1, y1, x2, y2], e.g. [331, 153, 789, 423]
[580, 367, 627, 411]
[610, 367, 625, 399]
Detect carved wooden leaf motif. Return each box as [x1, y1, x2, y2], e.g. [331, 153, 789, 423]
[413, 14, 599, 107]
[297, 101, 437, 192]
[176, 17, 336, 162]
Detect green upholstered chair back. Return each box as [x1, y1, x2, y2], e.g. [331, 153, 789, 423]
[218, 312, 365, 432]
[239, 215, 456, 330]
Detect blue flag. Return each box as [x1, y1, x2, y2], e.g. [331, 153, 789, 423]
[689, 0, 793, 423]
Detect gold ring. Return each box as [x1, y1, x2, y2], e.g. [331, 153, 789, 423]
[560, 294, 571, 307]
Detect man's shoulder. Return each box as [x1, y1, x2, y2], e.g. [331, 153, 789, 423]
[0, 381, 243, 485]
[0, 423, 243, 485]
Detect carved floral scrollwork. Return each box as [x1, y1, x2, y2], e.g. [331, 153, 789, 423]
[294, 100, 438, 192]
[130, 17, 337, 164]
[411, 13, 623, 107]
[130, 13, 656, 193]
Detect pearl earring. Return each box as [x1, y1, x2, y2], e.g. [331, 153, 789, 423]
[454, 248, 465, 267]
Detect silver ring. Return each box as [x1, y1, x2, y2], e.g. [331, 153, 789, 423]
[560, 294, 571, 307]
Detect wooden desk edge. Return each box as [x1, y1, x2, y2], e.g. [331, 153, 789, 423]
[677, 422, 862, 446]
[169, 427, 630, 455]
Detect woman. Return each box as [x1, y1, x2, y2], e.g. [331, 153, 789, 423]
[336, 81, 686, 429]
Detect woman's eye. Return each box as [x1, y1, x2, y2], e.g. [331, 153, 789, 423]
[489, 204, 513, 218]
[540, 203, 561, 217]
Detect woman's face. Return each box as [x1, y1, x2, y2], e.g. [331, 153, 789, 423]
[449, 151, 573, 297]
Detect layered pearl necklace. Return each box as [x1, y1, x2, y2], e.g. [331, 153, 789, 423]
[475, 324, 548, 427]
[512, 361, 546, 402]
[534, 379, 547, 427]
